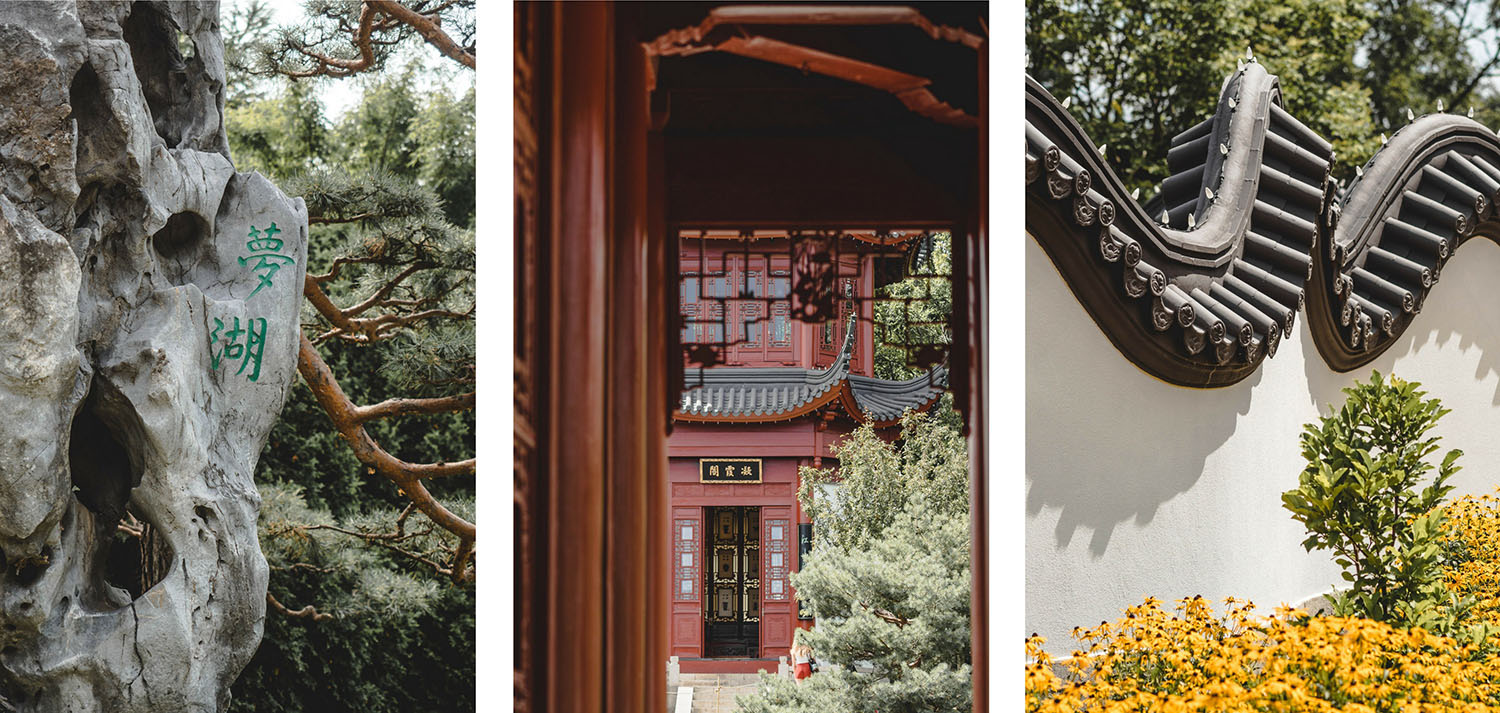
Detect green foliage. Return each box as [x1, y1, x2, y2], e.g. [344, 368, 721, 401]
[1281, 371, 1466, 633]
[798, 412, 969, 552]
[225, 79, 332, 179]
[1026, 0, 1500, 186]
[248, 0, 475, 81]
[223, 0, 278, 105]
[872, 233, 961, 433]
[221, 3, 475, 708]
[873, 234, 952, 381]
[741, 413, 970, 713]
[337, 68, 423, 176]
[410, 85, 476, 227]
[229, 484, 474, 713]
[1360, 1, 1500, 132]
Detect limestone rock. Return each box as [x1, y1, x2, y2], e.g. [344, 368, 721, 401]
[0, 2, 306, 710]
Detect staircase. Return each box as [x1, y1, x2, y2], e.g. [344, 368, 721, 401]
[674, 673, 764, 713]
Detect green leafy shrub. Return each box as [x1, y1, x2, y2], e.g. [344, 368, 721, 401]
[740, 411, 970, 713]
[1281, 370, 1464, 631]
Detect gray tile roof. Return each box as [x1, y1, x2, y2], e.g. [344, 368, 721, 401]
[678, 318, 947, 424]
[1027, 58, 1500, 385]
[846, 364, 949, 423]
[679, 319, 855, 419]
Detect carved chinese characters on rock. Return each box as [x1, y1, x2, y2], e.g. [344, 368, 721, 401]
[210, 316, 268, 381]
[240, 222, 293, 298]
[211, 223, 296, 381]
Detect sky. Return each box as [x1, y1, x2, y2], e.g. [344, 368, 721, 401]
[229, 0, 474, 120]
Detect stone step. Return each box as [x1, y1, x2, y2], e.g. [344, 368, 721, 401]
[677, 673, 763, 687]
[689, 683, 760, 713]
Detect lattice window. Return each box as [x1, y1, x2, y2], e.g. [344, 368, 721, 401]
[680, 275, 700, 344]
[678, 230, 952, 371]
[674, 519, 700, 601]
[764, 518, 791, 601]
[739, 269, 763, 346]
[770, 270, 792, 348]
[704, 273, 726, 344]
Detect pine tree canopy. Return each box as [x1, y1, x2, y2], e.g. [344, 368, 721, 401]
[741, 412, 972, 713]
[217, 1, 476, 709]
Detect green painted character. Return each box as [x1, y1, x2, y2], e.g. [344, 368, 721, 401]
[209, 316, 268, 381]
[238, 223, 294, 299]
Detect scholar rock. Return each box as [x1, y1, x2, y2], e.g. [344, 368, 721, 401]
[0, 2, 306, 710]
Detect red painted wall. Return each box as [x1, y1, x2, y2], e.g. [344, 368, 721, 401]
[679, 238, 876, 375]
[667, 421, 854, 460]
[667, 449, 817, 662]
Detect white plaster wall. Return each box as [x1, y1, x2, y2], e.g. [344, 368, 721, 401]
[1026, 235, 1500, 653]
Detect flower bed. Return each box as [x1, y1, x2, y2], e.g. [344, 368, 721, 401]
[1026, 490, 1500, 711]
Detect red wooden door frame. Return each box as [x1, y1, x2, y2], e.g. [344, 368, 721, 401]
[670, 507, 705, 658]
[759, 506, 797, 657]
[517, 4, 988, 711]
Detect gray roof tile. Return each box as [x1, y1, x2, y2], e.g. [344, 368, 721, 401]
[1025, 60, 1500, 383]
[678, 318, 947, 423]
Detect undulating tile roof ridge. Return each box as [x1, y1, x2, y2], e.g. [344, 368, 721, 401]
[1027, 58, 1500, 386]
[677, 317, 948, 425]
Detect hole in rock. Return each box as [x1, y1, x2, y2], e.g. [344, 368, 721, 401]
[68, 63, 122, 184]
[103, 519, 172, 601]
[69, 378, 172, 604]
[176, 30, 197, 63]
[123, 1, 193, 147]
[70, 401, 138, 527]
[11, 549, 50, 587]
[153, 211, 209, 285]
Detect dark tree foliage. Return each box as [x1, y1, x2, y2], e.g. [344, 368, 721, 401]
[1027, 0, 1500, 187]
[220, 1, 475, 709]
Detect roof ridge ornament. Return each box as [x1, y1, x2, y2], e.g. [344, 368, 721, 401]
[1028, 62, 1500, 385]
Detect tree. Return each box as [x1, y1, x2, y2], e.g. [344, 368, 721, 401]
[216, 1, 477, 708]
[253, 0, 475, 78]
[738, 412, 971, 713]
[872, 233, 961, 434]
[226, 0, 478, 585]
[873, 234, 952, 382]
[1026, 0, 1500, 186]
[1281, 371, 1467, 632]
[1361, 0, 1500, 131]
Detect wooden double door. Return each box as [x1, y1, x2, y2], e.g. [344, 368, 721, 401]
[670, 501, 796, 660]
[703, 506, 760, 657]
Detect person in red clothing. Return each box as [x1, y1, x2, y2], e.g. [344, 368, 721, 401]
[791, 633, 814, 681]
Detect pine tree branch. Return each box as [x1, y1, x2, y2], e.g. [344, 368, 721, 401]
[352, 392, 475, 423]
[366, 0, 475, 69]
[266, 591, 334, 622]
[116, 512, 145, 539]
[309, 255, 382, 284]
[308, 212, 379, 225]
[858, 600, 912, 628]
[295, 332, 476, 583]
[281, 3, 377, 78]
[345, 263, 429, 317]
[271, 562, 341, 574]
[305, 273, 471, 343]
[294, 521, 470, 581]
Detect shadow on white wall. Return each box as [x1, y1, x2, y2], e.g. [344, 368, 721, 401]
[1302, 238, 1500, 411]
[1025, 243, 1264, 557]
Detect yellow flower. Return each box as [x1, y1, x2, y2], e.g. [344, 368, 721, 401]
[1025, 494, 1500, 713]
